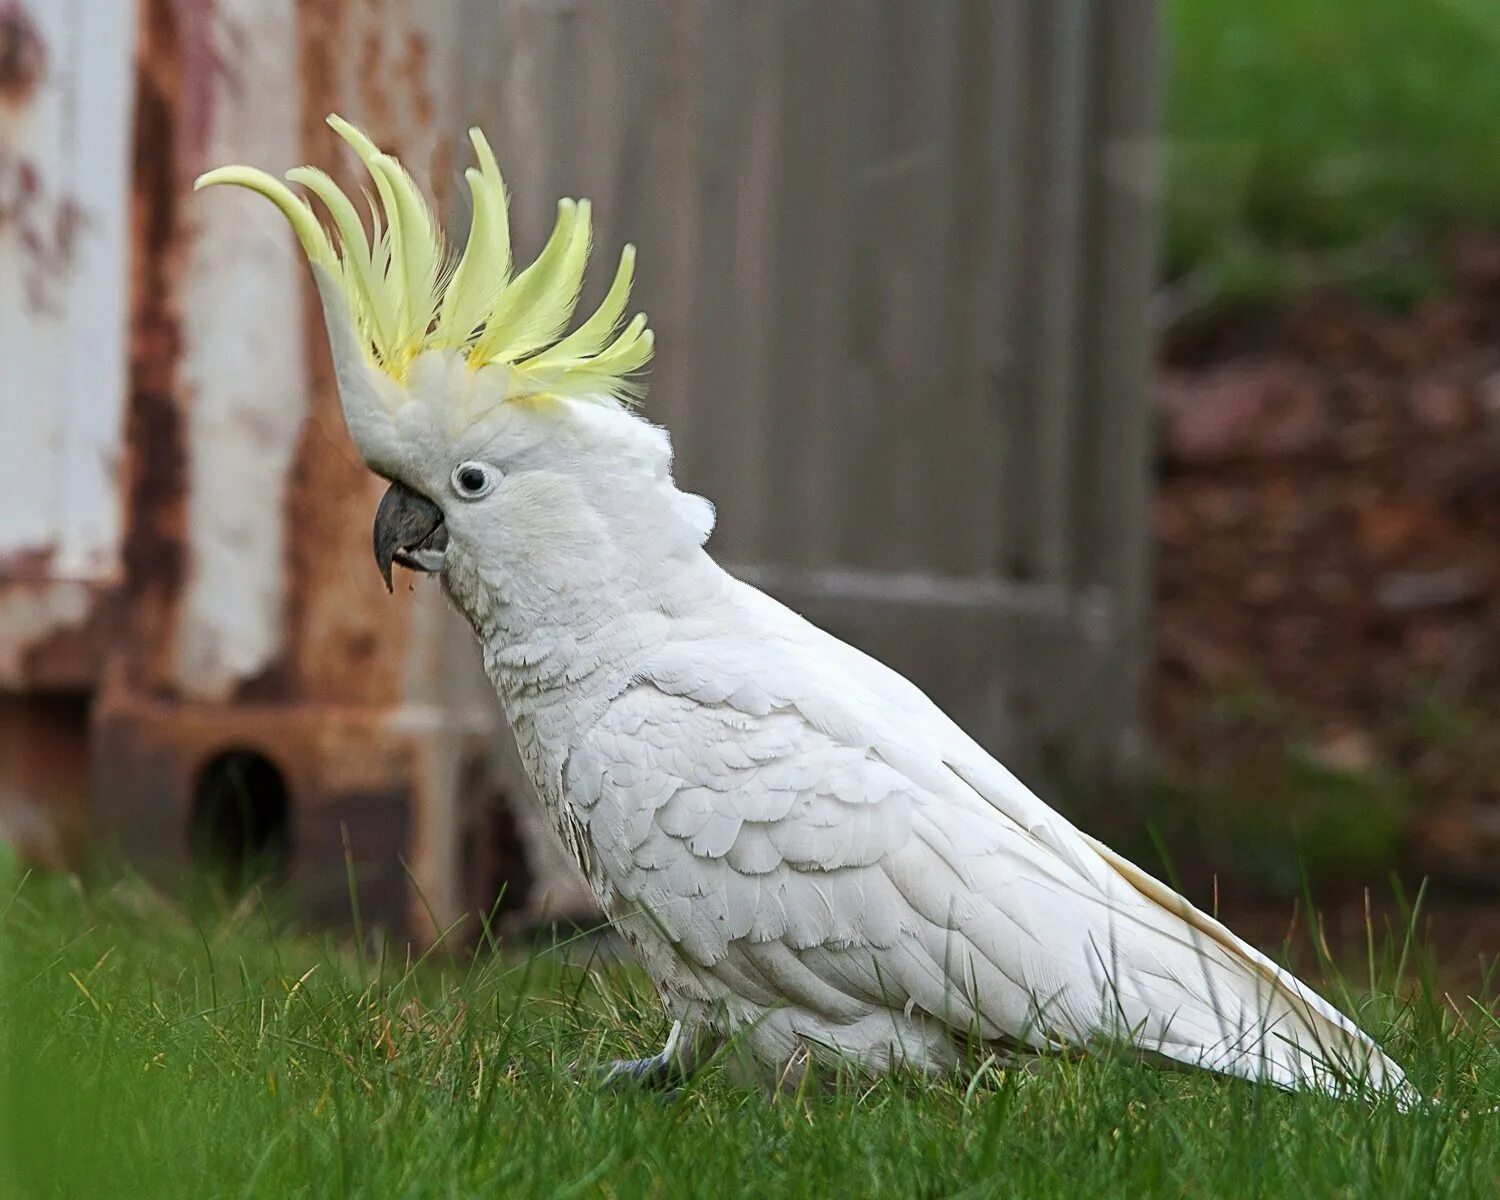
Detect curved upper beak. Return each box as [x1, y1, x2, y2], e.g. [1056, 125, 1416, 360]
[373, 480, 448, 592]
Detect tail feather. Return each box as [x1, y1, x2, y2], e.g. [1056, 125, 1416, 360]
[1079, 833, 1418, 1106]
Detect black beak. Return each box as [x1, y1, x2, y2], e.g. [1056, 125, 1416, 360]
[372, 480, 448, 592]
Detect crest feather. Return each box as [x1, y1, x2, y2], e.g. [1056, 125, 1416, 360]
[194, 115, 653, 401]
[285, 165, 398, 356]
[434, 129, 513, 349]
[472, 198, 591, 365]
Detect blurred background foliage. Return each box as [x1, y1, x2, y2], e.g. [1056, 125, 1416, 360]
[1151, 0, 1500, 920]
[1166, 0, 1500, 309]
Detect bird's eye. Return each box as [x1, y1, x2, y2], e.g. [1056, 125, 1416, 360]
[451, 461, 496, 500]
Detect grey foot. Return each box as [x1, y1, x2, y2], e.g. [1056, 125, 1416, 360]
[599, 1020, 696, 1090]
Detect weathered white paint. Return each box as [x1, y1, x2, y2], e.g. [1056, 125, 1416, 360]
[0, 0, 136, 580]
[174, 0, 308, 700]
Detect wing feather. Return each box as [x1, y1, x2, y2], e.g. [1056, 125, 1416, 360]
[572, 640, 1411, 1102]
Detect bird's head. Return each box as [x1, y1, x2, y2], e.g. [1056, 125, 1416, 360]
[197, 117, 713, 630]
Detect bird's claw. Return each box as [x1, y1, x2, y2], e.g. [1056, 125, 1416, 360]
[598, 1052, 681, 1091]
[594, 1020, 694, 1091]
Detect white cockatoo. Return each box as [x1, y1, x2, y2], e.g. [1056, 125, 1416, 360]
[198, 119, 1413, 1103]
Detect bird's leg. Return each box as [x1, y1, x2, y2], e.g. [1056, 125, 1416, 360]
[600, 1019, 700, 1089]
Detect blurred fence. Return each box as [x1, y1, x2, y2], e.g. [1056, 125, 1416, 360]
[458, 0, 1161, 779]
[0, 0, 1160, 933]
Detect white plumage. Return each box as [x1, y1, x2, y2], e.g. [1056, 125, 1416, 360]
[375, 397, 1412, 1104]
[200, 120, 1414, 1103]
[482, 523, 1412, 1101]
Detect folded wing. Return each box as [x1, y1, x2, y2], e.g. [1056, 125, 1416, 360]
[571, 632, 1412, 1103]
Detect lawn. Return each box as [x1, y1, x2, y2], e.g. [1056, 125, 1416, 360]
[1167, 0, 1500, 301]
[2, 864, 1497, 1200]
[3, 9, 1499, 1199]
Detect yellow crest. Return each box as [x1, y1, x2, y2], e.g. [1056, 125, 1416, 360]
[195, 115, 653, 401]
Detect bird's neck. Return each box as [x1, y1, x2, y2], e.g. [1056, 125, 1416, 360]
[461, 541, 728, 863]
[477, 546, 724, 703]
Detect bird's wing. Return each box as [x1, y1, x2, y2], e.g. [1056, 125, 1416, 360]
[573, 629, 1411, 1100]
[947, 749, 1413, 1099]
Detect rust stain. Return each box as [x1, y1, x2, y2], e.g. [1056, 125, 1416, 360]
[0, 545, 55, 581]
[15, 584, 115, 691]
[0, 145, 90, 316]
[397, 30, 432, 129]
[19, 601, 113, 691]
[120, 0, 189, 697]
[282, 404, 404, 705]
[176, 0, 241, 164]
[281, 0, 457, 707]
[0, 696, 89, 872]
[358, 28, 390, 133]
[428, 134, 452, 212]
[0, 579, 111, 691]
[0, 1, 45, 107]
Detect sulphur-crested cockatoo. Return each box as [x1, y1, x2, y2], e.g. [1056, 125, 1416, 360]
[198, 118, 1412, 1103]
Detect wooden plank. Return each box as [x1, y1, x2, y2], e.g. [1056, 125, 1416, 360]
[1014, 0, 1092, 586]
[854, 1, 949, 573]
[975, 0, 1027, 577]
[464, 0, 562, 252]
[915, 0, 983, 577]
[1071, 0, 1162, 770]
[680, 0, 781, 563]
[731, 561, 1086, 624]
[941, 0, 1001, 579]
[841, 0, 885, 571]
[994, 1, 1041, 583]
[562, 1, 633, 310]
[766, 0, 860, 567]
[619, 0, 704, 450]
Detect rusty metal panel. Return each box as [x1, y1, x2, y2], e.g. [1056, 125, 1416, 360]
[86, 0, 510, 940]
[0, 0, 135, 865]
[173, 0, 309, 701]
[0, 0, 136, 694]
[0, 0, 136, 584]
[0, 695, 88, 869]
[0, 0, 594, 933]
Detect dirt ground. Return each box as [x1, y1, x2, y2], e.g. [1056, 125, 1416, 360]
[1152, 235, 1500, 903]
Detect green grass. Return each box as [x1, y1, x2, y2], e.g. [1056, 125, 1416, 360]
[1166, 0, 1500, 303]
[2, 865, 1498, 1200]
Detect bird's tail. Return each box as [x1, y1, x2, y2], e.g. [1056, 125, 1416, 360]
[1077, 834, 1418, 1108]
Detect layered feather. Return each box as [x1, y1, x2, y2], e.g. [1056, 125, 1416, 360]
[499, 572, 1417, 1105]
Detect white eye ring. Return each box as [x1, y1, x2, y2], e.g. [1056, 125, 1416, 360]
[450, 461, 497, 500]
